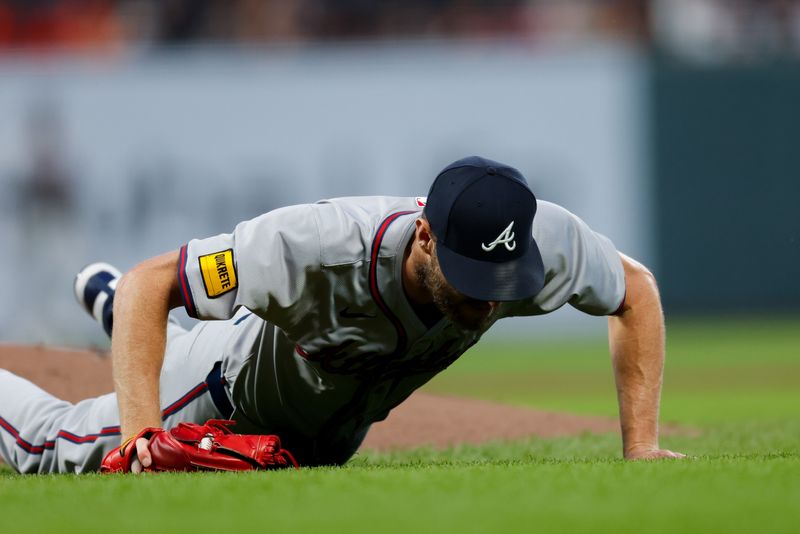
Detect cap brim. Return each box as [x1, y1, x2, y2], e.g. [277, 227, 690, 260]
[436, 239, 545, 302]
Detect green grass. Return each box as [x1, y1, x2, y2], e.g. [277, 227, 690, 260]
[1, 449, 798, 533]
[1, 317, 798, 533]
[424, 316, 800, 425]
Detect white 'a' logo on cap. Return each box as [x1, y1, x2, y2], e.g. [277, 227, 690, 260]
[482, 221, 516, 252]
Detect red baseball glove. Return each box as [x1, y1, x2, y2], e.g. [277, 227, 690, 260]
[100, 419, 298, 473]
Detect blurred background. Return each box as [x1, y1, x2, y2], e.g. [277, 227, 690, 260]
[0, 0, 798, 345]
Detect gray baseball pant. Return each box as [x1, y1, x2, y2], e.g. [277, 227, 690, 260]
[0, 317, 233, 474]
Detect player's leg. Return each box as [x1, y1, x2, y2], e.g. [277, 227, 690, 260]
[0, 320, 234, 473]
[0, 263, 124, 472]
[0, 363, 228, 473]
[0, 369, 121, 473]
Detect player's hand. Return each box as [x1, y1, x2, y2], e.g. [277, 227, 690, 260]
[130, 437, 152, 474]
[624, 447, 686, 461]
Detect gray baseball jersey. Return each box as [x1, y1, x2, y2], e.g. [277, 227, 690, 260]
[0, 195, 623, 472]
[177, 195, 625, 464]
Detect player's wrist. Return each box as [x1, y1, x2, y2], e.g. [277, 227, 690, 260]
[120, 414, 163, 441]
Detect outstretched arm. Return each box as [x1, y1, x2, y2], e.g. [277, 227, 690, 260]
[608, 252, 685, 460]
[111, 250, 184, 472]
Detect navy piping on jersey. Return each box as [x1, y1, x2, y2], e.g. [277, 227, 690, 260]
[368, 210, 416, 357]
[178, 244, 198, 319]
[295, 210, 416, 360]
[313, 210, 417, 455]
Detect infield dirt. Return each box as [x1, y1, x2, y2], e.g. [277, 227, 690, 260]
[0, 344, 623, 452]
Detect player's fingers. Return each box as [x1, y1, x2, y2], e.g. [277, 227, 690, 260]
[644, 449, 685, 459]
[135, 437, 152, 469]
[626, 448, 687, 460]
[131, 457, 143, 474]
[645, 449, 686, 460]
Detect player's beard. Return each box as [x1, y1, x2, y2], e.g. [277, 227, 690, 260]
[415, 251, 497, 332]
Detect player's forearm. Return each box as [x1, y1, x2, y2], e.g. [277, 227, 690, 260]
[608, 255, 666, 458]
[111, 251, 182, 439]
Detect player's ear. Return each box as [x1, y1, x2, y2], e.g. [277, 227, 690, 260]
[415, 218, 435, 257]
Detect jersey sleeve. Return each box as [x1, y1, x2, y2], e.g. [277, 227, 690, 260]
[507, 201, 626, 317]
[177, 204, 322, 325]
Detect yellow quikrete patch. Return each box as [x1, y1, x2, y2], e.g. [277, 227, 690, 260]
[199, 249, 238, 298]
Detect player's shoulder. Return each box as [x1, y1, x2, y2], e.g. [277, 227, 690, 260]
[534, 199, 578, 220]
[310, 196, 424, 265]
[532, 199, 614, 268]
[532, 199, 583, 239]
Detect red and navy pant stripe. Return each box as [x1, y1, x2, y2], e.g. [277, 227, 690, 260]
[0, 363, 230, 456]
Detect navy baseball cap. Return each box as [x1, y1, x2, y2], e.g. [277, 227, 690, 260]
[424, 156, 545, 302]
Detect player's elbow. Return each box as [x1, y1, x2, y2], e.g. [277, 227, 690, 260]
[111, 268, 144, 319]
[618, 253, 661, 314]
[114, 264, 147, 300]
[115, 252, 183, 311]
[112, 269, 133, 303]
[631, 262, 658, 294]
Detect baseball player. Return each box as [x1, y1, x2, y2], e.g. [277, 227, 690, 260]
[0, 156, 684, 473]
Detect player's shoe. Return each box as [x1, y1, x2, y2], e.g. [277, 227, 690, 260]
[74, 262, 122, 338]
